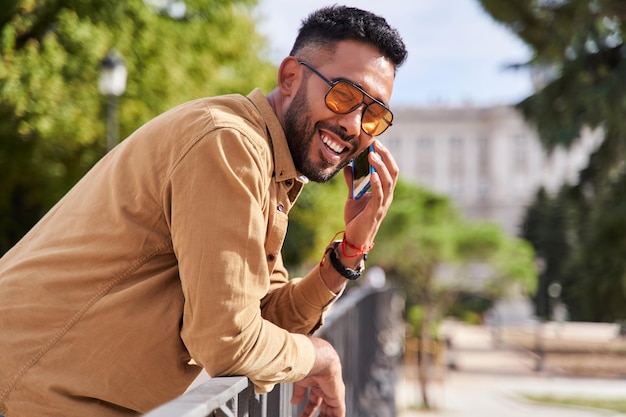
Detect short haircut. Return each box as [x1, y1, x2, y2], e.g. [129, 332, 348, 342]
[290, 5, 408, 71]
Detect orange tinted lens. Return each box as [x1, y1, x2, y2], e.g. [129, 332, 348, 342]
[325, 82, 362, 113]
[362, 103, 393, 136]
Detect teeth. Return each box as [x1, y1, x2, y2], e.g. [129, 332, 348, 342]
[321, 133, 345, 154]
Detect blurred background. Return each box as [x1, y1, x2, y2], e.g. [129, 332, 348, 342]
[2, 0, 626, 415]
[255, 0, 534, 107]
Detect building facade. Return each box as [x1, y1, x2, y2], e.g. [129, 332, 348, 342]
[384, 105, 602, 236]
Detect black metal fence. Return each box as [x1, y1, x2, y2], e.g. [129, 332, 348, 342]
[144, 283, 404, 417]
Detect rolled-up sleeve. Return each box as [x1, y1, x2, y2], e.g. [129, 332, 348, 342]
[261, 253, 341, 335]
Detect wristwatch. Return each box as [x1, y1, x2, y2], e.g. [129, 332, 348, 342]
[327, 242, 364, 280]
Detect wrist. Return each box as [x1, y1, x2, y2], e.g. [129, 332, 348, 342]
[318, 231, 374, 284]
[341, 232, 374, 260]
[327, 241, 364, 281]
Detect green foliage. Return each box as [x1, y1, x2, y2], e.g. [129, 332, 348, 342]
[284, 177, 537, 338]
[454, 222, 503, 260]
[283, 175, 346, 269]
[406, 304, 424, 337]
[369, 180, 537, 307]
[521, 187, 572, 318]
[406, 304, 442, 338]
[372, 180, 461, 268]
[480, 0, 626, 321]
[562, 172, 626, 321]
[446, 293, 493, 325]
[490, 236, 537, 294]
[0, 0, 277, 254]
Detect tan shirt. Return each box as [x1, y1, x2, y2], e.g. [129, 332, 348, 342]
[0, 89, 340, 416]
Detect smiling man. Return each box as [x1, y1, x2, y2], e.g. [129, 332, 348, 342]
[0, 5, 407, 417]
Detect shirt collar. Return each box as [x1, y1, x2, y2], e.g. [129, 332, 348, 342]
[247, 88, 301, 183]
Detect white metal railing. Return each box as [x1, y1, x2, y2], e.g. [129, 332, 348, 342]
[144, 377, 259, 417]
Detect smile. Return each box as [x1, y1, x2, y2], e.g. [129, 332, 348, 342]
[320, 132, 346, 154]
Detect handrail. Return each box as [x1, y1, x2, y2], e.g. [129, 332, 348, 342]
[144, 284, 402, 417]
[144, 377, 252, 417]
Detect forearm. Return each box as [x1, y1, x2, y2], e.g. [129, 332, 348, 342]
[261, 237, 367, 334]
[261, 263, 342, 334]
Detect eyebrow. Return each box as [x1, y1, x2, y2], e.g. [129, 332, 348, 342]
[332, 75, 389, 107]
[349, 79, 389, 108]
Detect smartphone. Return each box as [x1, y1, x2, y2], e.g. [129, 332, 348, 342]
[351, 145, 375, 200]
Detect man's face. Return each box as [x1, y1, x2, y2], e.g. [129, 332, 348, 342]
[284, 41, 395, 183]
[283, 81, 344, 183]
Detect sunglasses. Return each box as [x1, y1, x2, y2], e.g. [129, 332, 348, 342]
[299, 61, 393, 136]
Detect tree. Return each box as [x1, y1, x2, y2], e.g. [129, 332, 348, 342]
[520, 187, 571, 319]
[284, 173, 537, 409]
[283, 175, 345, 271]
[563, 177, 626, 321]
[369, 180, 536, 409]
[0, 0, 277, 254]
[478, 0, 626, 321]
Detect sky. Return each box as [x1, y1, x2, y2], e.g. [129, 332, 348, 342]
[254, 0, 534, 107]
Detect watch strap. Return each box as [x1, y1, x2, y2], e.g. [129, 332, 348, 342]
[327, 242, 363, 280]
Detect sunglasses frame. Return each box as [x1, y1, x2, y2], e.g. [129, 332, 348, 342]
[299, 61, 393, 136]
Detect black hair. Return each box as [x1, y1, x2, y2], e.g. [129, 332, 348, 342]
[289, 5, 408, 70]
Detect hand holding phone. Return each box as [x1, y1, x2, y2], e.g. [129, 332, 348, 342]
[351, 145, 375, 200]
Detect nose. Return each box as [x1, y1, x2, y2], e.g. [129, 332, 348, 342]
[336, 105, 366, 138]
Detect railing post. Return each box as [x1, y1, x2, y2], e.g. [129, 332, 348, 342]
[238, 380, 266, 417]
[266, 381, 295, 416]
[314, 285, 404, 417]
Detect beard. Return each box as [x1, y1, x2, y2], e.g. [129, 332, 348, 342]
[283, 85, 350, 183]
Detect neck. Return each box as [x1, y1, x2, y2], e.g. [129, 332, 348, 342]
[266, 87, 286, 126]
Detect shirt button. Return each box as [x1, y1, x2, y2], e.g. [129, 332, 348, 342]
[285, 179, 293, 187]
[277, 203, 285, 212]
[267, 254, 276, 261]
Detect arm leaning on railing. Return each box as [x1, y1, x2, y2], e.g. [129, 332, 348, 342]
[143, 284, 403, 417]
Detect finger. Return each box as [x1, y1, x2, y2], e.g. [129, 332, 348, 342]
[373, 139, 399, 178]
[291, 383, 308, 405]
[370, 141, 398, 205]
[319, 402, 345, 417]
[299, 390, 323, 417]
[366, 149, 389, 197]
[365, 159, 387, 210]
[372, 142, 398, 195]
[342, 165, 353, 199]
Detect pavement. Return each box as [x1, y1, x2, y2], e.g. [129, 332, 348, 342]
[396, 320, 626, 417]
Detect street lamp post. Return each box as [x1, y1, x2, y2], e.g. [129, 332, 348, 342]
[99, 50, 127, 152]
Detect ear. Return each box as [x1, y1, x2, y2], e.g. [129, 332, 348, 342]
[277, 57, 303, 97]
